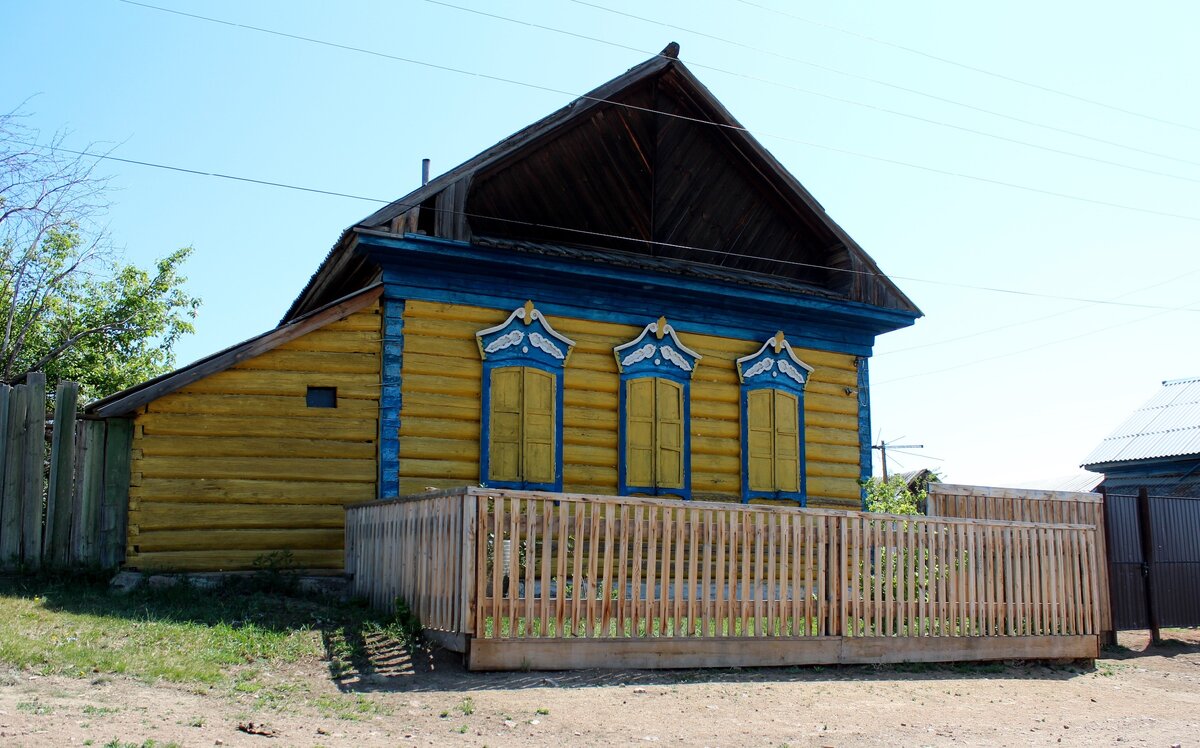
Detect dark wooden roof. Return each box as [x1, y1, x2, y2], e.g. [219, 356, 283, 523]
[87, 284, 383, 418]
[286, 48, 919, 321]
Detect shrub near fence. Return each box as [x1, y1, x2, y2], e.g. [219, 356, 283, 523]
[346, 487, 1104, 670]
[0, 375, 133, 571]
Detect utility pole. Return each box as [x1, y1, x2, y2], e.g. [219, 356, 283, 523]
[872, 439, 924, 480]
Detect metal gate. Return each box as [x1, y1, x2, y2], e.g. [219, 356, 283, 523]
[1104, 489, 1200, 634]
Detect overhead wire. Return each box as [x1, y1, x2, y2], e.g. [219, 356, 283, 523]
[566, 0, 1200, 169]
[424, 0, 1200, 186]
[734, 0, 1200, 135]
[877, 267, 1200, 356]
[114, 0, 1200, 227]
[33, 137, 1200, 318]
[874, 294, 1200, 385]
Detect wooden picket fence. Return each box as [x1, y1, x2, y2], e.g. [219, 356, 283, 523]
[0, 375, 133, 571]
[346, 487, 1103, 670]
[927, 483, 1111, 637]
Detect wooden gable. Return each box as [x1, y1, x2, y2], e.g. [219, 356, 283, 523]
[287, 48, 919, 321]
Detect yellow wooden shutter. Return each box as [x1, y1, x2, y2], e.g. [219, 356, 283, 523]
[522, 367, 555, 484]
[747, 389, 775, 492]
[655, 378, 684, 489]
[489, 368, 523, 483]
[774, 390, 800, 493]
[626, 378, 656, 487]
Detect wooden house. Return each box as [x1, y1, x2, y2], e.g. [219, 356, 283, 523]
[87, 48, 921, 572]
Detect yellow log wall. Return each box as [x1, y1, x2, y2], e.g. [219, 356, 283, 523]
[127, 303, 381, 571]
[399, 301, 863, 509]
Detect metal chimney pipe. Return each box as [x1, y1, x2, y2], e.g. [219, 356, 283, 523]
[421, 158, 431, 186]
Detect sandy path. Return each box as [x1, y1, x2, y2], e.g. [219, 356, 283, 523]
[2, 630, 1197, 747]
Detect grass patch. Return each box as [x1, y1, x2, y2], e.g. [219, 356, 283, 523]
[313, 694, 392, 721]
[0, 575, 415, 695]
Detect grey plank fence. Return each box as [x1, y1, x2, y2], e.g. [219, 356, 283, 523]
[0, 375, 133, 571]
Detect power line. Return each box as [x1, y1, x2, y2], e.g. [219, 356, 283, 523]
[424, 0, 1200, 186]
[874, 294, 1200, 385]
[566, 0, 1200, 170]
[734, 0, 1200, 135]
[24, 139, 1200, 316]
[115, 0, 1200, 226]
[877, 267, 1200, 356]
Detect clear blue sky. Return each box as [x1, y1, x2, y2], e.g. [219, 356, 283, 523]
[5, 0, 1198, 488]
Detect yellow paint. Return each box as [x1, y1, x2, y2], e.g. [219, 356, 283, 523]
[127, 302, 380, 571]
[486, 366, 556, 484]
[399, 300, 865, 509]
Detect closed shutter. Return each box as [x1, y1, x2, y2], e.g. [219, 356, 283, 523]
[522, 367, 556, 484]
[626, 378, 656, 487]
[489, 368, 523, 483]
[745, 388, 801, 495]
[747, 389, 775, 492]
[774, 390, 800, 493]
[655, 378, 684, 489]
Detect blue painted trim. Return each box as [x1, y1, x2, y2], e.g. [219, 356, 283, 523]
[739, 381, 807, 506]
[857, 356, 872, 511]
[378, 297, 404, 499]
[360, 233, 918, 356]
[617, 372, 693, 500]
[477, 309, 569, 492]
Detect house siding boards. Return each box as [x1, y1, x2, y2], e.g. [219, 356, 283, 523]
[126, 303, 382, 571]
[396, 299, 862, 507]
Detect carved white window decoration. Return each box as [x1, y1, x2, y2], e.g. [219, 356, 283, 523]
[613, 317, 702, 377]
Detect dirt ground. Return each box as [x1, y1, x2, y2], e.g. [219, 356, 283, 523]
[2, 630, 1197, 748]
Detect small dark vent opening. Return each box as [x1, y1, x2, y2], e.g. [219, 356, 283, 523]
[306, 386, 337, 408]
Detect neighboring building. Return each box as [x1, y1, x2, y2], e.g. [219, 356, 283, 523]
[1082, 377, 1200, 497]
[86, 49, 921, 571]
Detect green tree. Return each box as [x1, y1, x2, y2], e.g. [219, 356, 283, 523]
[862, 471, 939, 515]
[0, 108, 200, 401]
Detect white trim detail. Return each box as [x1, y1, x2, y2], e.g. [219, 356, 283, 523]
[614, 320, 702, 373]
[736, 335, 814, 382]
[485, 330, 524, 353]
[660, 346, 693, 372]
[476, 303, 576, 360]
[621, 343, 657, 367]
[777, 360, 807, 386]
[528, 332, 565, 360]
[743, 358, 775, 379]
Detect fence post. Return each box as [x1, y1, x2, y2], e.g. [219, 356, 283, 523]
[0, 385, 11, 565]
[0, 385, 26, 567]
[1098, 487, 1118, 645]
[1135, 487, 1161, 644]
[100, 418, 133, 569]
[45, 382, 79, 567]
[20, 373, 46, 569]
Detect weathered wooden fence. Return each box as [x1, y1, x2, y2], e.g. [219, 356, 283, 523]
[928, 483, 1111, 638]
[346, 487, 1103, 670]
[0, 375, 133, 571]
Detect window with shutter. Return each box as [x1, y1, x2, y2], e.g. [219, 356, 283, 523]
[477, 302, 574, 491]
[614, 318, 700, 498]
[737, 332, 813, 504]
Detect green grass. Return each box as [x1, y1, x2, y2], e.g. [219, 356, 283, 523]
[0, 575, 416, 704]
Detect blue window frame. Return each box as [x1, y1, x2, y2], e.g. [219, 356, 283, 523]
[476, 301, 574, 491]
[614, 317, 701, 498]
[736, 332, 814, 504]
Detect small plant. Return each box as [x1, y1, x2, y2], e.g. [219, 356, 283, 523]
[393, 597, 424, 648]
[458, 697, 475, 716]
[535, 707, 550, 715]
[251, 550, 298, 593]
[456, 725, 469, 734]
[17, 700, 52, 715]
[82, 705, 119, 717]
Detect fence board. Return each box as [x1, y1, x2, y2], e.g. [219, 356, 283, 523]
[21, 375, 46, 568]
[45, 382, 79, 566]
[0, 385, 28, 565]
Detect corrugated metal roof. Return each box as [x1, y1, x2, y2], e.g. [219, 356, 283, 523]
[1010, 471, 1105, 493]
[1082, 377, 1200, 467]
